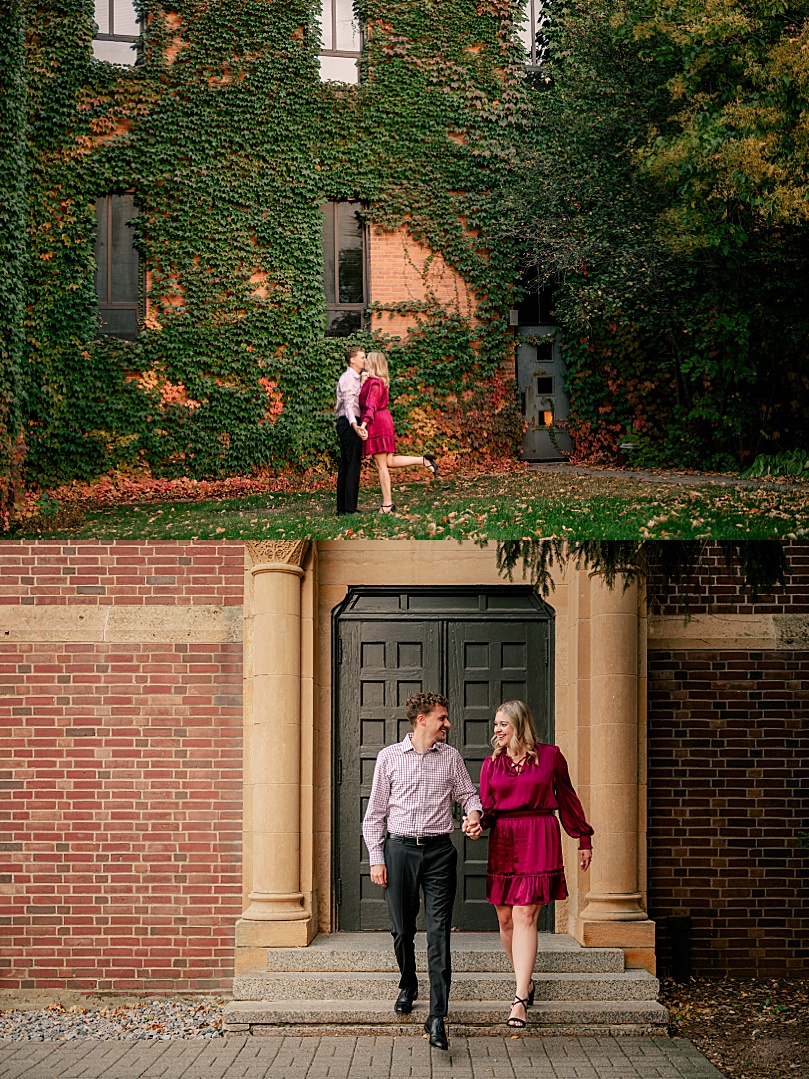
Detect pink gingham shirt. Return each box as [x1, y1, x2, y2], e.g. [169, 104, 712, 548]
[362, 734, 483, 865]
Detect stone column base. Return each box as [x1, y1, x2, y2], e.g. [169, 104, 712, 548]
[573, 917, 657, 974]
[235, 915, 315, 951]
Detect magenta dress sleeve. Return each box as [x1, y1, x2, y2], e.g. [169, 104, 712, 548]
[553, 747, 594, 850]
[479, 756, 495, 830]
[360, 378, 382, 427]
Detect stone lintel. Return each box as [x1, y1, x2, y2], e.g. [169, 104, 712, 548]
[0, 604, 242, 643]
[649, 613, 809, 651]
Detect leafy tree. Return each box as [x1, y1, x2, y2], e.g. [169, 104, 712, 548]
[508, 0, 809, 469]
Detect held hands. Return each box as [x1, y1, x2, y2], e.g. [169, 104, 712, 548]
[353, 422, 368, 441]
[462, 812, 482, 840]
[370, 863, 387, 888]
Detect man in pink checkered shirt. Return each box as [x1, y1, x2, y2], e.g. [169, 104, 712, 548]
[362, 691, 483, 1051]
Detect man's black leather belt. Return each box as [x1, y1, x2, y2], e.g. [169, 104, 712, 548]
[387, 833, 451, 847]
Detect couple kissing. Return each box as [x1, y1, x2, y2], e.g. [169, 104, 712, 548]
[361, 692, 593, 1050]
[335, 345, 439, 517]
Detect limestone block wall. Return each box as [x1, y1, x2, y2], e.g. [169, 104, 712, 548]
[0, 542, 245, 995]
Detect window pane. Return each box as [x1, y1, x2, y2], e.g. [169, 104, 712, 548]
[98, 307, 138, 339]
[337, 203, 363, 304]
[335, 0, 359, 52]
[94, 0, 110, 35]
[113, 0, 139, 37]
[110, 194, 139, 303]
[327, 310, 362, 337]
[92, 38, 137, 64]
[322, 202, 336, 305]
[319, 53, 359, 83]
[320, 0, 333, 51]
[94, 197, 109, 304]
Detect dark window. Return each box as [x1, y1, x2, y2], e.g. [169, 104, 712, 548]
[322, 201, 366, 337]
[318, 0, 361, 83]
[94, 194, 140, 340]
[93, 0, 140, 66]
[519, 0, 550, 71]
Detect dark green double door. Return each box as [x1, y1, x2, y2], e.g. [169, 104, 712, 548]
[334, 587, 553, 931]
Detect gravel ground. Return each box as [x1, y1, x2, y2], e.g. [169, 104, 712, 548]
[660, 977, 809, 1079]
[0, 999, 225, 1041]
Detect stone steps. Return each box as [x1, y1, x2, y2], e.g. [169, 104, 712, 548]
[261, 932, 625, 974]
[223, 999, 669, 1037]
[233, 969, 658, 1003]
[223, 933, 669, 1037]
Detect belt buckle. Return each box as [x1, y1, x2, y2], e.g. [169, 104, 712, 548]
[416, 836, 426, 846]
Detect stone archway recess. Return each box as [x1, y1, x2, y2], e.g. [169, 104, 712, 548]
[235, 542, 656, 975]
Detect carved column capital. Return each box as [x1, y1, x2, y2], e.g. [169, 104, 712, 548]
[246, 540, 309, 570]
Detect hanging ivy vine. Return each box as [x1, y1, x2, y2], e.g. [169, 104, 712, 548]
[2, 0, 531, 492]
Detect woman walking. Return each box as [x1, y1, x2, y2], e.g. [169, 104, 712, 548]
[358, 350, 439, 514]
[463, 700, 593, 1029]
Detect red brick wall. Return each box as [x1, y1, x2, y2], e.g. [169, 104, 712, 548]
[652, 542, 809, 616]
[647, 648, 809, 977]
[0, 542, 245, 993]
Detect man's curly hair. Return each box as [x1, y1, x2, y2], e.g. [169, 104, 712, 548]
[405, 692, 449, 726]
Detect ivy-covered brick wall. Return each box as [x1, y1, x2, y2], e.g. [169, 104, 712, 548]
[2, 0, 530, 492]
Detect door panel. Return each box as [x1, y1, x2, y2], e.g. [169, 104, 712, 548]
[447, 620, 551, 930]
[337, 619, 441, 930]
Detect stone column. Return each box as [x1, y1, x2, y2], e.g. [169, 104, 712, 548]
[236, 540, 314, 956]
[575, 573, 656, 971]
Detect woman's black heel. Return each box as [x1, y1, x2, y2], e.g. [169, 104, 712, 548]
[380, 503, 397, 514]
[506, 995, 529, 1029]
[527, 979, 535, 1007]
[423, 454, 439, 477]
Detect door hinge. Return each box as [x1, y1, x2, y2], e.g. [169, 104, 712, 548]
[336, 879, 343, 905]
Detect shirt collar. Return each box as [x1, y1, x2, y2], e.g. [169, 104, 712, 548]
[402, 732, 443, 753]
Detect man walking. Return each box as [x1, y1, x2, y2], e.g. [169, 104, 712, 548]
[362, 692, 483, 1051]
[335, 345, 367, 516]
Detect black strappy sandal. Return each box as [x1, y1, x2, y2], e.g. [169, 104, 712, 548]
[380, 503, 397, 514]
[506, 994, 530, 1029]
[527, 979, 536, 1006]
[423, 454, 439, 477]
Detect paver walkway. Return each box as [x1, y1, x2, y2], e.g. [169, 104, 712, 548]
[0, 1035, 723, 1078]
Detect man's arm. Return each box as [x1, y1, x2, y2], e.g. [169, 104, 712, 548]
[362, 751, 391, 887]
[453, 752, 483, 838]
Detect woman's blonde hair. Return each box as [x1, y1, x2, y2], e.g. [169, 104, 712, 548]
[491, 700, 540, 764]
[365, 350, 390, 387]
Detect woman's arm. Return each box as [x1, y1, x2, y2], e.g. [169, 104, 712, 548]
[360, 379, 381, 427]
[479, 756, 496, 830]
[554, 747, 594, 849]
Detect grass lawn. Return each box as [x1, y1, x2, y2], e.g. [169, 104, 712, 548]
[15, 468, 809, 540]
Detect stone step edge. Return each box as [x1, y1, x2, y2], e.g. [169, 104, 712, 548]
[235, 970, 658, 988]
[225, 1023, 669, 1037]
[223, 999, 670, 1028]
[263, 950, 626, 973]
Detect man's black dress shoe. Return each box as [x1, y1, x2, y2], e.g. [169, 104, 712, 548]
[424, 1015, 448, 1050]
[394, 986, 418, 1014]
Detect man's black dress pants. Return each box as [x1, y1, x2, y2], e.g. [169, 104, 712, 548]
[384, 835, 457, 1018]
[336, 417, 362, 514]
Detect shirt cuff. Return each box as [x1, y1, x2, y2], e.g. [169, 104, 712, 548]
[367, 847, 385, 864]
[578, 837, 592, 850]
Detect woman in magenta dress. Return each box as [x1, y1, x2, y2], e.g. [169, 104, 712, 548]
[358, 351, 439, 514]
[464, 700, 593, 1029]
